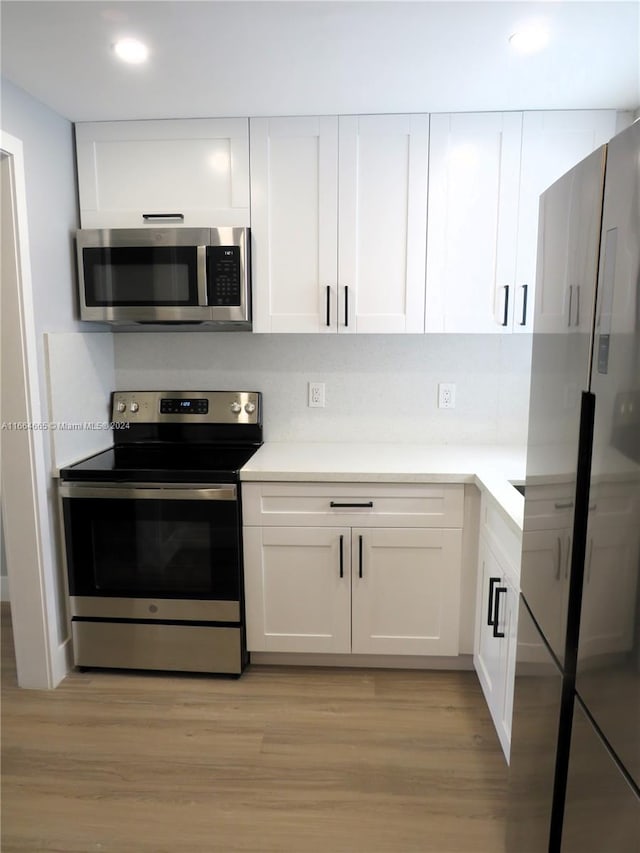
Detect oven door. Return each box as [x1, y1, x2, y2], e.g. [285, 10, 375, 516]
[60, 482, 241, 618]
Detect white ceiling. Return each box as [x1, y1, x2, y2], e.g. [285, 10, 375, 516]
[1, 1, 639, 122]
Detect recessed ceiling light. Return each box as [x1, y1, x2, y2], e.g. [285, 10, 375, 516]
[113, 38, 149, 65]
[508, 22, 550, 55]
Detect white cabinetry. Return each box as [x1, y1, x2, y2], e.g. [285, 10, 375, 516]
[250, 115, 429, 333]
[243, 483, 463, 657]
[75, 119, 250, 228]
[474, 493, 521, 762]
[426, 110, 619, 333]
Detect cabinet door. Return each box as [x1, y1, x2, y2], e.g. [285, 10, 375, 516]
[243, 526, 350, 653]
[351, 527, 461, 656]
[338, 115, 429, 333]
[425, 112, 522, 333]
[474, 536, 518, 762]
[495, 576, 518, 761]
[474, 536, 504, 720]
[250, 116, 339, 333]
[515, 111, 619, 332]
[75, 119, 250, 228]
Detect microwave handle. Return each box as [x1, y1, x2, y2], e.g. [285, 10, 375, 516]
[197, 245, 208, 306]
[142, 213, 185, 222]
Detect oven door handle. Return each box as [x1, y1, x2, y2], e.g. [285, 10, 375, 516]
[58, 483, 237, 501]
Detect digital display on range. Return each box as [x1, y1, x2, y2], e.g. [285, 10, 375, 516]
[160, 398, 208, 415]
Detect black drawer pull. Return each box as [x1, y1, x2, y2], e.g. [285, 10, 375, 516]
[488, 576, 501, 626]
[502, 285, 510, 327]
[520, 284, 529, 326]
[492, 587, 507, 638]
[359, 534, 363, 578]
[330, 501, 373, 508]
[142, 213, 185, 221]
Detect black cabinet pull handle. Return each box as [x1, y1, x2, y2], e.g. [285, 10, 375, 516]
[502, 286, 510, 326]
[488, 576, 501, 626]
[142, 213, 185, 221]
[339, 534, 344, 579]
[330, 501, 373, 508]
[326, 286, 331, 327]
[358, 535, 363, 578]
[520, 284, 528, 326]
[344, 286, 349, 327]
[492, 587, 507, 638]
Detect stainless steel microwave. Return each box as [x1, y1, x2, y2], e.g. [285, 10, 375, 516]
[76, 227, 251, 328]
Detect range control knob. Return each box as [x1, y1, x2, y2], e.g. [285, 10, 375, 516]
[230, 402, 242, 414]
[130, 402, 139, 413]
[244, 402, 256, 414]
[116, 401, 126, 413]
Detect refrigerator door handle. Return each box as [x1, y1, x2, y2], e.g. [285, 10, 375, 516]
[492, 587, 507, 638]
[488, 576, 501, 626]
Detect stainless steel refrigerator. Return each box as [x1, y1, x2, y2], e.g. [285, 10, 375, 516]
[507, 120, 640, 851]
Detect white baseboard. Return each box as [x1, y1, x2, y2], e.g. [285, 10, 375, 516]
[249, 652, 474, 670]
[0, 575, 10, 602]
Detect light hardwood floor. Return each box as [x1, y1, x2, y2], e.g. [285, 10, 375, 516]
[1, 604, 508, 852]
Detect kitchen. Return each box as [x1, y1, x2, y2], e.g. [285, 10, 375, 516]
[1, 2, 638, 851]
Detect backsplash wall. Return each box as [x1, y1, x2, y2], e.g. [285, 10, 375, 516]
[114, 333, 532, 446]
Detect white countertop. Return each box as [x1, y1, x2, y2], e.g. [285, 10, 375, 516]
[241, 442, 527, 530]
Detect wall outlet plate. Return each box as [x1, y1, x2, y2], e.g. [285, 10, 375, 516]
[438, 382, 456, 409]
[308, 382, 325, 408]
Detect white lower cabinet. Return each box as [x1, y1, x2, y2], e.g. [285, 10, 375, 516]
[473, 495, 521, 762]
[242, 483, 464, 658]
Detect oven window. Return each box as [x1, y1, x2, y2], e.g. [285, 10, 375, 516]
[63, 496, 240, 600]
[82, 246, 198, 306]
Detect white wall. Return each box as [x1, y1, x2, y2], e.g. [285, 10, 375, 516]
[45, 333, 115, 471]
[115, 332, 532, 447]
[0, 79, 103, 682]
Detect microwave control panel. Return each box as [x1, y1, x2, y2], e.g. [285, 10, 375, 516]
[207, 246, 242, 306]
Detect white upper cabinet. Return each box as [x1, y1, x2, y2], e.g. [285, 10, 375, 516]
[426, 112, 523, 334]
[338, 115, 429, 333]
[75, 119, 250, 228]
[250, 116, 339, 333]
[426, 110, 620, 334]
[250, 114, 429, 333]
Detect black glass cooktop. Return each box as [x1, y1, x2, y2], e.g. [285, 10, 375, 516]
[59, 443, 261, 483]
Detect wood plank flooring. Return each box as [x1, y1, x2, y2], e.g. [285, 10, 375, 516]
[1, 604, 508, 852]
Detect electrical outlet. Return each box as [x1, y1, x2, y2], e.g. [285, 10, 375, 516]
[308, 382, 325, 408]
[438, 383, 456, 409]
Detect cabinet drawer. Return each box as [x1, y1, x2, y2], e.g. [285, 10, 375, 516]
[242, 482, 464, 528]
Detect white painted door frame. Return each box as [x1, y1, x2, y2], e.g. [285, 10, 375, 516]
[1, 130, 60, 688]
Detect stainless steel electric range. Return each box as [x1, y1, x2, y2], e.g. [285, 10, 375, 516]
[59, 390, 262, 676]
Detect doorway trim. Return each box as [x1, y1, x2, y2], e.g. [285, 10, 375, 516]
[1, 130, 59, 688]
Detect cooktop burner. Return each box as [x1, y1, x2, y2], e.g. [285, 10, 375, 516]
[59, 391, 263, 484]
